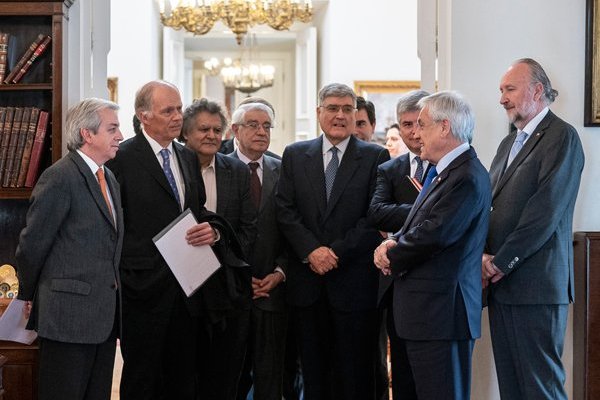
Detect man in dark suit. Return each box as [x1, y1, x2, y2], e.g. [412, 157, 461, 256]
[482, 58, 585, 400]
[354, 96, 376, 142]
[276, 83, 389, 400]
[230, 102, 287, 400]
[180, 97, 256, 399]
[16, 98, 124, 400]
[106, 81, 219, 400]
[367, 89, 429, 400]
[374, 91, 491, 400]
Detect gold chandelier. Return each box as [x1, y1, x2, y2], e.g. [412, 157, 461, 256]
[159, 0, 313, 45]
[220, 34, 275, 94]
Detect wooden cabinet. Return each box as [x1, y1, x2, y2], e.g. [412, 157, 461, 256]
[0, 0, 72, 199]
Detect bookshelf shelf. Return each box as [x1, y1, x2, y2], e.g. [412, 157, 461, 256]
[0, 83, 53, 91]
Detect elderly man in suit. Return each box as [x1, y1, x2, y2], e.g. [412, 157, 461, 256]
[180, 97, 256, 399]
[277, 83, 389, 399]
[229, 101, 287, 400]
[367, 89, 430, 400]
[16, 98, 124, 400]
[482, 58, 585, 400]
[106, 81, 219, 400]
[374, 91, 491, 400]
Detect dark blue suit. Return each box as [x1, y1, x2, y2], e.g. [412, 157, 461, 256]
[276, 134, 389, 400]
[387, 147, 491, 399]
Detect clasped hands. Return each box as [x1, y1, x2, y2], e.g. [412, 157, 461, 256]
[252, 271, 285, 299]
[308, 246, 338, 275]
[373, 239, 397, 275]
[481, 253, 505, 288]
[185, 222, 218, 246]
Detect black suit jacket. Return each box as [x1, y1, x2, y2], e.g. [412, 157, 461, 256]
[486, 110, 584, 305]
[232, 151, 287, 312]
[276, 135, 390, 311]
[106, 134, 207, 314]
[388, 147, 491, 341]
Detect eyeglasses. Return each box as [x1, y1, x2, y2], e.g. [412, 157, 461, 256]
[239, 122, 272, 132]
[321, 104, 356, 115]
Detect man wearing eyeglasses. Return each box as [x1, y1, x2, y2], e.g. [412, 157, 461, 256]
[179, 97, 256, 400]
[276, 83, 390, 399]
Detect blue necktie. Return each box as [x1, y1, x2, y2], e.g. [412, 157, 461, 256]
[159, 149, 181, 209]
[507, 131, 528, 167]
[416, 166, 437, 203]
[414, 156, 424, 182]
[325, 146, 339, 201]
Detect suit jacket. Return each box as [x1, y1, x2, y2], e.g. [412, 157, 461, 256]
[388, 147, 491, 341]
[276, 135, 390, 311]
[199, 152, 256, 311]
[105, 134, 206, 314]
[486, 110, 584, 305]
[232, 151, 287, 312]
[16, 151, 123, 344]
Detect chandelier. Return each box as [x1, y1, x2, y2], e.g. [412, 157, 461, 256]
[159, 0, 313, 45]
[220, 34, 275, 94]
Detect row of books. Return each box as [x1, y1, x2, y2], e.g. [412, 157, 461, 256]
[0, 33, 52, 84]
[0, 106, 49, 188]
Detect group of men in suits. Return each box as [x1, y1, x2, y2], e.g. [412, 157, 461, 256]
[14, 56, 584, 400]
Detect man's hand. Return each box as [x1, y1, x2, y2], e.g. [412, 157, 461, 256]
[374, 239, 397, 275]
[186, 222, 217, 246]
[481, 253, 505, 288]
[252, 272, 285, 299]
[307, 246, 338, 275]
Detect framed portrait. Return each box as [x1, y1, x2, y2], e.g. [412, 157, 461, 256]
[354, 80, 420, 138]
[107, 77, 118, 104]
[585, 0, 600, 126]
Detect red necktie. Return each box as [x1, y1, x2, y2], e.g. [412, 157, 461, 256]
[96, 168, 114, 219]
[249, 162, 262, 209]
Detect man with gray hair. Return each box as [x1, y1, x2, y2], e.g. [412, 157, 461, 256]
[373, 91, 491, 399]
[277, 82, 389, 399]
[483, 58, 584, 400]
[16, 98, 124, 400]
[368, 89, 431, 400]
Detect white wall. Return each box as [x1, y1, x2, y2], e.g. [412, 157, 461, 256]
[107, 0, 162, 138]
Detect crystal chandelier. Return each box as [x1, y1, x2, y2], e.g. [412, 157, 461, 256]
[158, 0, 313, 45]
[220, 34, 275, 94]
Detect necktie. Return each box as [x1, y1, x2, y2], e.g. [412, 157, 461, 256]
[248, 161, 262, 209]
[507, 131, 528, 167]
[416, 166, 437, 203]
[159, 148, 182, 209]
[96, 168, 113, 220]
[414, 156, 424, 182]
[325, 146, 339, 201]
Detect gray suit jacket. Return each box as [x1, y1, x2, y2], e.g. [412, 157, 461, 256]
[232, 151, 286, 312]
[486, 110, 584, 305]
[16, 151, 123, 344]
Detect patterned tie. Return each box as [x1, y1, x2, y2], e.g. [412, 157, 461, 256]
[414, 156, 424, 182]
[325, 146, 339, 201]
[507, 131, 528, 167]
[415, 166, 437, 203]
[159, 148, 182, 209]
[248, 161, 262, 209]
[96, 168, 114, 220]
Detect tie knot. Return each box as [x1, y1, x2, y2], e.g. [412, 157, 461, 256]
[427, 166, 438, 180]
[516, 131, 528, 144]
[96, 168, 106, 182]
[249, 161, 259, 172]
[415, 155, 422, 165]
[330, 146, 339, 159]
[160, 148, 170, 161]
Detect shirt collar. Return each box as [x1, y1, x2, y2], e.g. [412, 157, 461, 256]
[435, 142, 470, 174]
[322, 135, 350, 156]
[76, 149, 101, 175]
[237, 150, 264, 169]
[142, 129, 174, 155]
[521, 107, 549, 137]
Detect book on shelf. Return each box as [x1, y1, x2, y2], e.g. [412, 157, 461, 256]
[24, 110, 49, 188]
[11, 35, 51, 84]
[9, 107, 33, 187]
[16, 107, 40, 187]
[0, 107, 15, 183]
[3, 34, 45, 84]
[2, 107, 23, 187]
[0, 33, 8, 84]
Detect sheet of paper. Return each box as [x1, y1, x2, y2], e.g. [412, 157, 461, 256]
[0, 298, 37, 345]
[153, 209, 221, 297]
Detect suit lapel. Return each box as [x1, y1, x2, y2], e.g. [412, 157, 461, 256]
[493, 111, 554, 197]
[304, 136, 327, 215]
[323, 136, 360, 219]
[68, 152, 116, 230]
[215, 154, 231, 214]
[261, 156, 278, 212]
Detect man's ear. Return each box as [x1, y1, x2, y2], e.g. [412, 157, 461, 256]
[81, 128, 93, 143]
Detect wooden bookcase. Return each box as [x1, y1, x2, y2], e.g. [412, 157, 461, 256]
[0, 2, 72, 400]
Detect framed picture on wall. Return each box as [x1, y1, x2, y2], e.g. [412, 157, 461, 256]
[354, 80, 420, 140]
[585, 0, 600, 126]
